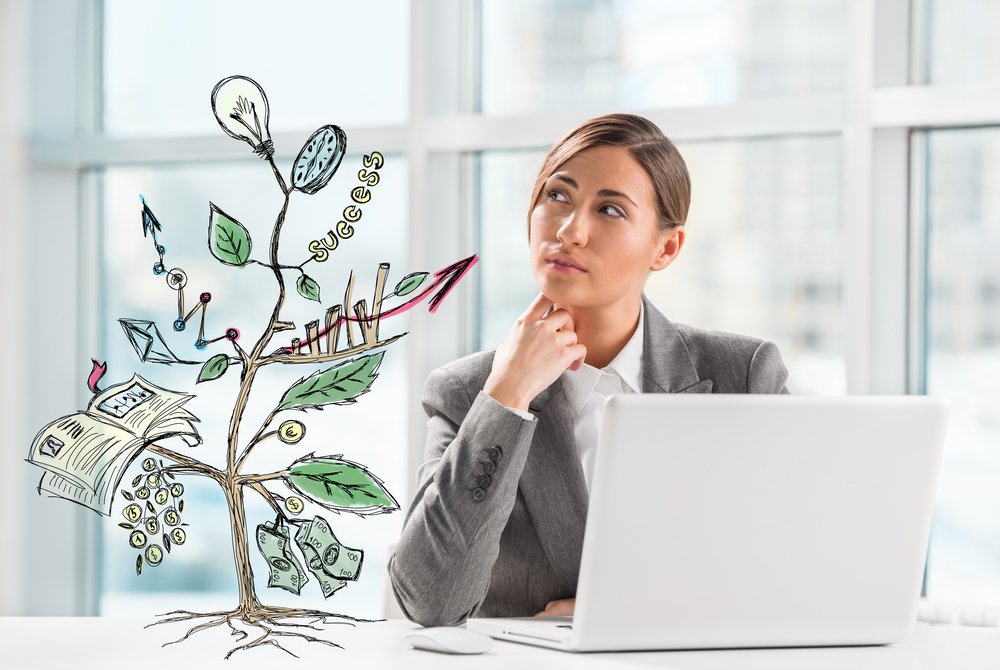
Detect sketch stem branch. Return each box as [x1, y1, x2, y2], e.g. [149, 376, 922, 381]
[145, 443, 224, 484]
[237, 471, 290, 485]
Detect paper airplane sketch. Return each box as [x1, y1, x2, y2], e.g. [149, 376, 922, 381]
[26, 74, 478, 658]
[119, 318, 200, 365]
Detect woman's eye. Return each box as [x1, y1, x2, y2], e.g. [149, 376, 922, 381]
[600, 204, 626, 218]
[546, 188, 568, 203]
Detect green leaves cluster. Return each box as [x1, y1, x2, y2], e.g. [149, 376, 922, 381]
[393, 272, 427, 297]
[277, 352, 383, 411]
[296, 275, 321, 302]
[285, 454, 398, 516]
[197, 354, 230, 383]
[208, 203, 251, 266]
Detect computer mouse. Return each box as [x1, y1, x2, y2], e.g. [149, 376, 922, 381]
[403, 626, 494, 654]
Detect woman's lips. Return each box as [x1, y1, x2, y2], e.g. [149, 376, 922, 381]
[545, 259, 587, 274]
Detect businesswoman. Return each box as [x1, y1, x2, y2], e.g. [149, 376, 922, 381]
[388, 113, 789, 628]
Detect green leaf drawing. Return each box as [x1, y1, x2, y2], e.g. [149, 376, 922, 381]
[277, 352, 384, 411]
[208, 202, 252, 266]
[197, 354, 230, 383]
[394, 272, 428, 297]
[286, 455, 399, 515]
[296, 275, 321, 302]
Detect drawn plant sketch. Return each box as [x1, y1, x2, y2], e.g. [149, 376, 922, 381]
[27, 74, 478, 658]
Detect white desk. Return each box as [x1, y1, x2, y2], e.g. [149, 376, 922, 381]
[1, 617, 998, 669]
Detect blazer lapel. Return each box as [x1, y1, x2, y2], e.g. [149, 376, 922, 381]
[518, 379, 589, 594]
[518, 295, 714, 595]
[640, 294, 713, 394]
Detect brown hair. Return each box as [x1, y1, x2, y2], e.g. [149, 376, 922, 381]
[527, 113, 691, 237]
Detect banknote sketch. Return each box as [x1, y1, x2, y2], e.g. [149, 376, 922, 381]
[27, 74, 478, 658]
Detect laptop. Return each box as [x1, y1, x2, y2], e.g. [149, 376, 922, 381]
[467, 394, 948, 652]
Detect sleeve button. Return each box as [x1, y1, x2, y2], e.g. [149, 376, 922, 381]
[477, 473, 492, 487]
[486, 446, 503, 462]
[471, 487, 486, 502]
[481, 460, 496, 475]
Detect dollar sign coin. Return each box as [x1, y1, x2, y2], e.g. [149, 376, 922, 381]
[164, 509, 180, 526]
[170, 483, 184, 497]
[129, 530, 147, 549]
[123, 504, 142, 523]
[277, 420, 305, 444]
[145, 545, 163, 566]
[145, 518, 160, 535]
[135, 486, 150, 500]
[146, 473, 161, 488]
[170, 528, 186, 545]
[154, 488, 169, 505]
[142, 458, 157, 472]
[284, 497, 304, 515]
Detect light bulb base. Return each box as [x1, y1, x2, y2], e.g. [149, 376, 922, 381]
[253, 139, 275, 159]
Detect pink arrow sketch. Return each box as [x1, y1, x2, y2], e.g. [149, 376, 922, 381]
[281, 254, 478, 355]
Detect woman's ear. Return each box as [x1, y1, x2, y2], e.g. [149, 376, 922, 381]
[650, 226, 685, 272]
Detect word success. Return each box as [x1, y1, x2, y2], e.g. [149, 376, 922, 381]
[308, 151, 384, 262]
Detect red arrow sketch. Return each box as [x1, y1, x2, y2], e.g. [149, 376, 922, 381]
[282, 254, 478, 354]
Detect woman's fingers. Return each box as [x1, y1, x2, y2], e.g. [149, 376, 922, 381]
[540, 308, 574, 332]
[532, 597, 576, 617]
[522, 292, 554, 322]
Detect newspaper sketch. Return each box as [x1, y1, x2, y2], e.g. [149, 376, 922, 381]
[26, 74, 478, 659]
[28, 375, 200, 515]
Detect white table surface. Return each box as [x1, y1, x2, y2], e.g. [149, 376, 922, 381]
[1, 617, 999, 669]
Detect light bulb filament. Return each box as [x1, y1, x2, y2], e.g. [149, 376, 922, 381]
[229, 97, 264, 145]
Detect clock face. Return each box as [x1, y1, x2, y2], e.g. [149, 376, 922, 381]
[292, 125, 346, 195]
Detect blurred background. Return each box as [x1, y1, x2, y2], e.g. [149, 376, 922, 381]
[0, 0, 998, 618]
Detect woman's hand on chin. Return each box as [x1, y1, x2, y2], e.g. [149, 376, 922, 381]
[484, 293, 587, 412]
[532, 597, 576, 617]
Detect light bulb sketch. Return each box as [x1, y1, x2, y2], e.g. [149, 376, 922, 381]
[211, 75, 274, 158]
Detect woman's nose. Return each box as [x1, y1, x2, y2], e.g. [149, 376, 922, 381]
[556, 210, 589, 246]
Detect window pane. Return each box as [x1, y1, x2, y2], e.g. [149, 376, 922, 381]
[102, 0, 409, 136]
[477, 135, 845, 394]
[921, 127, 1000, 602]
[915, 0, 1000, 86]
[481, 0, 846, 116]
[97, 155, 409, 618]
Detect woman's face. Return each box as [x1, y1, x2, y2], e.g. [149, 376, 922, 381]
[529, 144, 683, 311]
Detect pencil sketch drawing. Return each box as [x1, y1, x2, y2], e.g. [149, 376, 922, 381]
[26, 75, 478, 658]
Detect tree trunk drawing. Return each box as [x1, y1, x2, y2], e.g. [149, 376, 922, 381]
[25, 75, 478, 658]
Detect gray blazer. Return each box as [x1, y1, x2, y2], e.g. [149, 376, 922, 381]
[388, 294, 789, 627]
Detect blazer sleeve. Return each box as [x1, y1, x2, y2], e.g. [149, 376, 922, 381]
[747, 340, 791, 394]
[387, 365, 539, 627]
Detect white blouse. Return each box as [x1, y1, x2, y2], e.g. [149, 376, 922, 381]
[500, 301, 644, 493]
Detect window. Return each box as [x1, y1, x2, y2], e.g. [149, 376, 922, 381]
[913, 0, 1000, 86]
[481, 0, 847, 115]
[918, 127, 1000, 603]
[102, 0, 409, 135]
[19, 0, 1000, 617]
